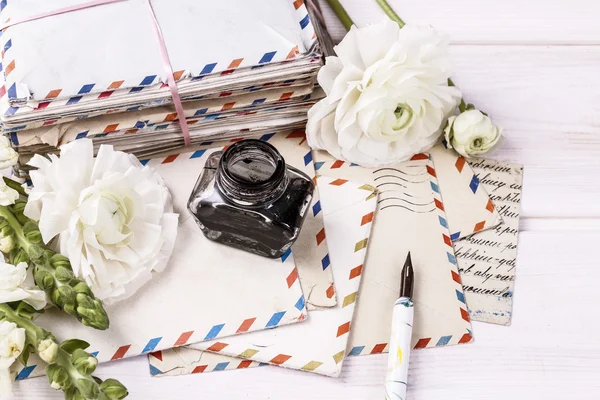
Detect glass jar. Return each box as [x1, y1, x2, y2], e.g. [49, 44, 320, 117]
[188, 139, 315, 258]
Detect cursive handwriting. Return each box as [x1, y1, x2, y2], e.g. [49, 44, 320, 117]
[456, 159, 523, 308]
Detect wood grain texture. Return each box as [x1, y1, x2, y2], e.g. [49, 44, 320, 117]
[318, 0, 600, 44]
[12, 0, 600, 398]
[449, 45, 600, 218]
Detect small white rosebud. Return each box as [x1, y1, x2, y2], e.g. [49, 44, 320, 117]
[37, 338, 59, 364]
[444, 109, 502, 158]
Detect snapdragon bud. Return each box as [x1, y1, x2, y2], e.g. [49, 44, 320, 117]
[77, 303, 110, 331]
[50, 253, 71, 270]
[58, 285, 76, 304]
[10, 200, 29, 225]
[53, 285, 76, 308]
[38, 338, 59, 364]
[100, 379, 129, 400]
[72, 349, 98, 375]
[27, 244, 44, 261]
[35, 269, 55, 291]
[63, 303, 78, 317]
[64, 388, 85, 400]
[73, 282, 94, 296]
[76, 293, 95, 310]
[71, 390, 86, 400]
[12, 249, 29, 265]
[23, 221, 43, 244]
[46, 364, 72, 391]
[55, 266, 75, 284]
[77, 378, 100, 400]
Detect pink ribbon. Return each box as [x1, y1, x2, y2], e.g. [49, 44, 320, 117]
[1, 0, 192, 146]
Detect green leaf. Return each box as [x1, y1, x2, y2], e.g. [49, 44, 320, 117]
[19, 346, 32, 365]
[100, 379, 129, 400]
[60, 339, 90, 354]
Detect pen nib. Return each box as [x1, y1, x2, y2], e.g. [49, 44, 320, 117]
[400, 252, 414, 299]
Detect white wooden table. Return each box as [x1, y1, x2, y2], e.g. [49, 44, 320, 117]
[16, 1, 600, 398]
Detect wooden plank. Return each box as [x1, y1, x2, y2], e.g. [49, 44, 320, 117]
[318, 0, 600, 44]
[14, 232, 600, 399]
[449, 46, 600, 217]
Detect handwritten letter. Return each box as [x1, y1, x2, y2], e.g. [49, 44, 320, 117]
[455, 159, 524, 325]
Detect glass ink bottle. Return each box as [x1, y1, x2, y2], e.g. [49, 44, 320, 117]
[188, 139, 315, 258]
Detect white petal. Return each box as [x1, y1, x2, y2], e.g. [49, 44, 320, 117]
[355, 19, 401, 68]
[317, 56, 344, 95]
[333, 25, 365, 70]
[307, 99, 338, 151]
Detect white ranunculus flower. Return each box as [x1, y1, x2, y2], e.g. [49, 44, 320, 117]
[0, 179, 19, 206]
[0, 136, 18, 171]
[307, 19, 461, 167]
[444, 109, 502, 158]
[0, 253, 47, 310]
[24, 139, 179, 305]
[0, 321, 26, 395]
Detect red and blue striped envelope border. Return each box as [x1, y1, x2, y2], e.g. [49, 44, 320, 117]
[146, 154, 475, 377]
[12, 132, 321, 381]
[4, 77, 315, 137]
[139, 131, 334, 307]
[148, 176, 378, 377]
[0, 0, 319, 117]
[318, 154, 473, 356]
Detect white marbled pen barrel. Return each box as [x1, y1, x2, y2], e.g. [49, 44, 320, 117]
[384, 297, 414, 400]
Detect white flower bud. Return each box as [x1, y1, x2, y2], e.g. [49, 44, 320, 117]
[0, 235, 14, 253]
[37, 338, 59, 364]
[444, 109, 502, 158]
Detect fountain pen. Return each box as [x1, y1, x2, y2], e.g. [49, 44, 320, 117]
[385, 252, 414, 400]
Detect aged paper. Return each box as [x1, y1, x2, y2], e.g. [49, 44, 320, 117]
[455, 159, 524, 325]
[314, 154, 473, 355]
[151, 177, 378, 377]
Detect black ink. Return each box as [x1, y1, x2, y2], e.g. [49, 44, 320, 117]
[188, 140, 314, 258]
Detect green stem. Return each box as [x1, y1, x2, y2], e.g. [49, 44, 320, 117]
[0, 303, 47, 339]
[0, 206, 32, 254]
[448, 78, 470, 113]
[325, 0, 354, 31]
[0, 205, 110, 331]
[375, 0, 405, 27]
[55, 348, 111, 400]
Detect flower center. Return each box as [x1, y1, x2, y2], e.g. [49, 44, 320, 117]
[473, 137, 484, 148]
[8, 343, 20, 356]
[101, 193, 129, 227]
[392, 104, 414, 130]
